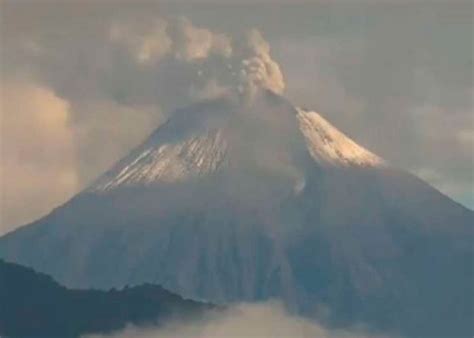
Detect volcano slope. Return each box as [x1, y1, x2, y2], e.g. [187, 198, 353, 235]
[1, 91, 472, 337]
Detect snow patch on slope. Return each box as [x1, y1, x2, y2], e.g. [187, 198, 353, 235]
[296, 108, 384, 167]
[91, 129, 227, 192]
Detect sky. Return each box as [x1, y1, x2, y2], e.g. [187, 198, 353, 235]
[1, 0, 473, 234]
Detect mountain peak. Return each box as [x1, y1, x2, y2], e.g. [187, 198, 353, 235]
[89, 94, 383, 193]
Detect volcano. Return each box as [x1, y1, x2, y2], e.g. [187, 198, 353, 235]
[1, 90, 472, 337]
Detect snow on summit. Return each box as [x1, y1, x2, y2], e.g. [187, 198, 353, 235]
[296, 108, 383, 167]
[89, 92, 383, 193]
[92, 130, 228, 191]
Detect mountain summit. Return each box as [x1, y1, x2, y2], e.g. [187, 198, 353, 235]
[1, 91, 472, 337]
[90, 91, 382, 193]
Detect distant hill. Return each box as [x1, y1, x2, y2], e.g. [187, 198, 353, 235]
[0, 259, 213, 338]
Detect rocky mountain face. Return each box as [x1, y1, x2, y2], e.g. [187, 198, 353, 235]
[0, 91, 472, 337]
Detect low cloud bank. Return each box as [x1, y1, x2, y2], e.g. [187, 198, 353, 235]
[86, 302, 389, 338]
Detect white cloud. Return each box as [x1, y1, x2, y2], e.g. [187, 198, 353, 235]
[0, 80, 79, 234]
[85, 302, 387, 338]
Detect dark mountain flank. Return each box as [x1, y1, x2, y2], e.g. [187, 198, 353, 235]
[0, 259, 213, 338]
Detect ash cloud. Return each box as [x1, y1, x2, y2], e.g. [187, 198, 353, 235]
[105, 15, 285, 101]
[237, 29, 286, 96]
